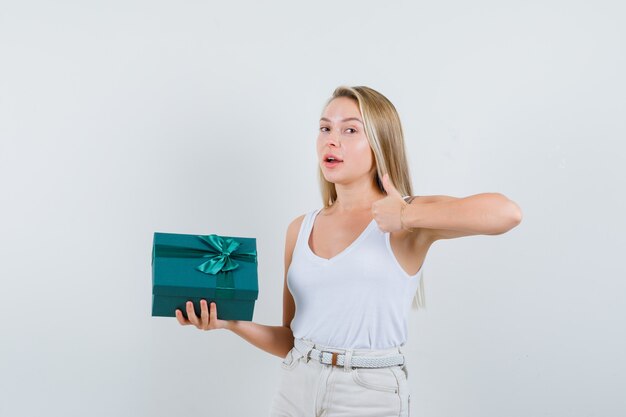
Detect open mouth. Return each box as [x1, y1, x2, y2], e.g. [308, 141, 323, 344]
[323, 156, 343, 167]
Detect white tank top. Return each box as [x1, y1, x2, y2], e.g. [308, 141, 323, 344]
[287, 207, 427, 349]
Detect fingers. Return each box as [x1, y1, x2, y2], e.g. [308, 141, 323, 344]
[176, 300, 219, 330]
[186, 301, 201, 327]
[210, 301, 218, 326]
[381, 173, 402, 198]
[200, 299, 210, 329]
[175, 308, 191, 326]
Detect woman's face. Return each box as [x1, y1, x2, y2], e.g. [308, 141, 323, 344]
[317, 97, 375, 186]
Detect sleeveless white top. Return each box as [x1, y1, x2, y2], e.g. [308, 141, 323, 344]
[287, 207, 427, 349]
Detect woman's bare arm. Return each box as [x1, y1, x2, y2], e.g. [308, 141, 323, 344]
[224, 320, 294, 358]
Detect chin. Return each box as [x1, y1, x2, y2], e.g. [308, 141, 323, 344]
[325, 177, 348, 186]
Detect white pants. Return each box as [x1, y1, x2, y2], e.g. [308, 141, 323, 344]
[269, 338, 411, 417]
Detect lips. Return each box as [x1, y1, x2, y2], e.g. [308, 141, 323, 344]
[323, 153, 344, 162]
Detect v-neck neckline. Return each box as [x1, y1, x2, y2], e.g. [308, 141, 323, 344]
[306, 208, 377, 263]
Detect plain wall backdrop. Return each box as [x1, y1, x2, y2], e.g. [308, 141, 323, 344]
[1, 1, 624, 416]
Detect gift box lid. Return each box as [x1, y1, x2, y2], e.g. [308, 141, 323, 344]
[152, 231, 258, 300]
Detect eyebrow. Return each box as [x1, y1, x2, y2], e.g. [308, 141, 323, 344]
[319, 117, 363, 125]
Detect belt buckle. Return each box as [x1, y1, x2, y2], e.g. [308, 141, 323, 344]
[319, 350, 341, 367]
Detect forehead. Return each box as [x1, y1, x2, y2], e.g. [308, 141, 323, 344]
[321, 97, 361, 120]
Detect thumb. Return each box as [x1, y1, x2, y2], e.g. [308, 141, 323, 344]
[382, 173, 402, 198]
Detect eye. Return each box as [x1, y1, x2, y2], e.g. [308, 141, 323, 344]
[319, 126, 329, 132]
[346, 128, 357, 133]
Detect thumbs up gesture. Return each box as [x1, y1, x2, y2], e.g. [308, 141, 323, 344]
[372, 173, 410, 233]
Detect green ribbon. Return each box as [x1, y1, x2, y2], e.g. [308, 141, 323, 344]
[154, 234, 257, 298]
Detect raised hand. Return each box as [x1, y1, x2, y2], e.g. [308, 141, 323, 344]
[175, 299, 230, 331]
[372, 173, 408, 233]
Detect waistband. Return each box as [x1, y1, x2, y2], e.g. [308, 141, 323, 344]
[294, 338, 406, 356]
[292, 338, 407, 369]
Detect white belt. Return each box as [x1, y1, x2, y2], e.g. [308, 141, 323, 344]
[294, 338, 405, 369]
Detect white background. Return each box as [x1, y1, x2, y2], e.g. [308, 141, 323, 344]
[1, 1, 624, 416]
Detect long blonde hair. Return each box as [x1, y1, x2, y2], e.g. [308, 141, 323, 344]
[318, 85, 414, 208]
[317, 85, 426, 311]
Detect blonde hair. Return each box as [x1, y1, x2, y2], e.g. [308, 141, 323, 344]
[317, 85, 426, 311]
[318, 85, 414, 208]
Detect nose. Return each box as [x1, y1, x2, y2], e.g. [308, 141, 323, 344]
[324, 131, 341, 147]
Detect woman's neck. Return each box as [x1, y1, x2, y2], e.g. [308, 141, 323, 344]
[329, 189, 386, 213]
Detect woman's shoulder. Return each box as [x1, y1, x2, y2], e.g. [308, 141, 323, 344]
[283, 210, 317, 259]
[285, 208, 317, 238]
[287, 213, 306, 233]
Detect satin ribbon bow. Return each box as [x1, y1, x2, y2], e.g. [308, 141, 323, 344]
[194, 234, 257, 274]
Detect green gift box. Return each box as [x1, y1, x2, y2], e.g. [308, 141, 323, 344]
[151, 231, 259, 321]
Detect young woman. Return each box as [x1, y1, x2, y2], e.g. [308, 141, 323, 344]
[175, 86, 523, 416]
